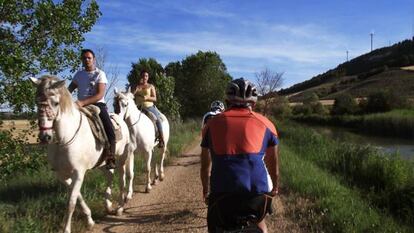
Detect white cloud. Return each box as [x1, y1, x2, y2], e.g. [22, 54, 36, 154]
[85, 1, 391, 88]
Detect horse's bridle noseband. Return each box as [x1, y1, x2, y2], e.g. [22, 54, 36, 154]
[36, 99, 83, 146]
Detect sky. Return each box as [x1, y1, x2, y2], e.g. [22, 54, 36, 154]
[83, 0, 414, 89]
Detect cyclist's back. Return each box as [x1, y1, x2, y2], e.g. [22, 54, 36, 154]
[202, 108, 277, 194]
[200, 78, 280, 233]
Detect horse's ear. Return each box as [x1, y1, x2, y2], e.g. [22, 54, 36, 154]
[50, 80, 65, 89]
[114, 87, 119, 95]
[127, 86, 131, 93]
[29, 77, 41, 85]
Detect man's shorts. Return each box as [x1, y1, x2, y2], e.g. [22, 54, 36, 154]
[207, 193, 273, 233]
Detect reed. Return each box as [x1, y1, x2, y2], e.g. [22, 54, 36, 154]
[280, 121, 414, 228]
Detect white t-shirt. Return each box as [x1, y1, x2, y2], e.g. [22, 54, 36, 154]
[73, 68, 107, 103]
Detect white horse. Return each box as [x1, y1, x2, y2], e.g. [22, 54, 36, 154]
[113, 88, 170, 194]
[30, 75, 131, 233]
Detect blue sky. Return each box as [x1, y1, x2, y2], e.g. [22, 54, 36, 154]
[83, 0, 414, 89]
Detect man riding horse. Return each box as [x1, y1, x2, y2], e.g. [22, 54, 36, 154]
[68, 49, 116, 169]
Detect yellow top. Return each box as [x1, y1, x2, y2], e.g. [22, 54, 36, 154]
[134, 85, 154, 108]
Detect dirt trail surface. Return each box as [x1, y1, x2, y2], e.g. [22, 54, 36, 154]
[90, 143, 303, 233]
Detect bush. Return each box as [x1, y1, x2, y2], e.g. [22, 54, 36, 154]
[292, 104, 313, 116]
[281, 122, 414, 227]
[267, 97, 292, 119]
[331, 94, 359, 115]
[0, 131, 46, 181]
[364, 90, 408, 113]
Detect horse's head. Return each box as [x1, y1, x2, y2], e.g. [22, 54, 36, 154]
[113, 87, 135, 121]
[30, 75, 68, 144]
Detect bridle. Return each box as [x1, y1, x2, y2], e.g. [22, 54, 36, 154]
[37, 97, 83, 147]
[38, 100, 56, 131]
[115, 95, 142, 129]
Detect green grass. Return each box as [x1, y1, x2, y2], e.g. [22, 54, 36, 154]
[362, 109, 414, 138]
[281, 146, 411, 233]
[279, 121, 414, 231]
[0, 119, 200, 233]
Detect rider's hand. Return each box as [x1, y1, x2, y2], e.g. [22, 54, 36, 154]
[75, 100, 84, 108]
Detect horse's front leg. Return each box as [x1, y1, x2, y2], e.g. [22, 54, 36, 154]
[159, 147, 167, 181]
[77, 194, 95, 229]
[100, 167, 114, 213]
[145, 150, 153, 193]
[115, 152, 129, 216]
[58, 176, 94, 230]
[126, 150, 135, 200]
[63, 170, 86, 233]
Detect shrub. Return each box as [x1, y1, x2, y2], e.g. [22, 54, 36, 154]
[0, 131, 46, 181]
[364, 90, 408, 113]
[331, 94, 359, 115]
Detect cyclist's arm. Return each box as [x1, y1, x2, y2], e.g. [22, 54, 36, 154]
[200, 147, 211, 200]
[264, 145, 279, 195]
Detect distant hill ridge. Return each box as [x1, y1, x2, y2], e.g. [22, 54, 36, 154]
[279, 39, 414, 102]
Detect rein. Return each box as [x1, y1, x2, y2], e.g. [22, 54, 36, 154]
[57, 111, 83, 147]
[128, 107, 142, 129]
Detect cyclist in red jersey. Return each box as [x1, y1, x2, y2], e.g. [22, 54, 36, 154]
[200, 78, 280, 233]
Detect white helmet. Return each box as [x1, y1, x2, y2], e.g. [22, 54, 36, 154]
[210, 100, 225, 112]
[226, 78, 258, 106]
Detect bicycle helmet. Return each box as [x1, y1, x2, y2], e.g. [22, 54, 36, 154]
[210, 100, 225, 112]
[226, 78, 258, 106]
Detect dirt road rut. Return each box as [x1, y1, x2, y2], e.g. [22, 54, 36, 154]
[90, 143, 303, 233]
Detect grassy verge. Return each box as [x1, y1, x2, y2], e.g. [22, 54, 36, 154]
[291, 109, 414, 138]
[281, 145, 411, 232]
[279, 121, 414, 231]
[0, 119, 200, 233]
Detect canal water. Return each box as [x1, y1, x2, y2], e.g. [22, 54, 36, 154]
[302, 123, 414, 160]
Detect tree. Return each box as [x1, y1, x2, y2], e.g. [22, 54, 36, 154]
[303, 92, 319, 105]
[153, 73, 181, 120]
[364, 90, 408, 113]
[268, 96, 292, 119]
[0, 0, 101, 113]
[331, 94, 358, 115]
[255, 68, 284, 116]
[165, 61, 183, 81]
[127, 58, 164, 90]
[94, 47, 121, 106]
[126, 58, 180, 119]
[175, 51, 232, 118]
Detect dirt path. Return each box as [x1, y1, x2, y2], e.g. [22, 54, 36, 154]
[90, 143, 303, 233]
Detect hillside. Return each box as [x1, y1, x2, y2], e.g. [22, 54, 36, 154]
[280, 39, 414, 102]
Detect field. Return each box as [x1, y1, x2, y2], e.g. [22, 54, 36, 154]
[0, 120, 38, 144]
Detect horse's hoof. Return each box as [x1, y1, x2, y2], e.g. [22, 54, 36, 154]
[105, 206, 114, 214]
[145, 187, 152, 193]
[126, 193, 133, 201]
[160, 174, 165, 181]
[116, 207, 124, 216]
[87, 220, 95, 230]
[152, 179, 158, 185]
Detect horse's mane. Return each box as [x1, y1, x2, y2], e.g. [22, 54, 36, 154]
[38, 75, 74, 113]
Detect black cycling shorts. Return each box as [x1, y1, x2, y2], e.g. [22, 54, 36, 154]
[207, 193, 273, 233]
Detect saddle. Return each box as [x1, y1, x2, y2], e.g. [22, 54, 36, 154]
[79, 105, 123, 148]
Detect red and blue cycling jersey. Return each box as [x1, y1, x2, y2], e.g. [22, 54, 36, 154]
[201, 107, 278, 194]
